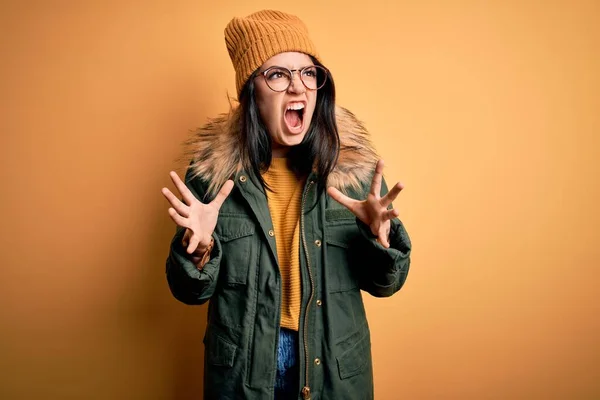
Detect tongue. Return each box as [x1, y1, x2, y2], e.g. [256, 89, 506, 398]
[285, 109, 301, 128]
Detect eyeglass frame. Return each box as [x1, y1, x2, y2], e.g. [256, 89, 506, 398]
[253, 64, 329, 92]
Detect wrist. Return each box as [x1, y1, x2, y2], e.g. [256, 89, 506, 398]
[192, 239, 213, 256]
[181, 232, 212, 255]
[189, 237, 214, 270]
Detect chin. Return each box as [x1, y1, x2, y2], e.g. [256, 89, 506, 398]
[282, 134, 306, 147]
[277, 125, 309, 146]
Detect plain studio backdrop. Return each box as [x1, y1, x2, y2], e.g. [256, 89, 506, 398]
[1, 1, 598, 399]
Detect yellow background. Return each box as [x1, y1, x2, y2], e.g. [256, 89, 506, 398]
[1, 0, 598, 398]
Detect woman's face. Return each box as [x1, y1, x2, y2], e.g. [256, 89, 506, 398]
[254, 52, 318, 158]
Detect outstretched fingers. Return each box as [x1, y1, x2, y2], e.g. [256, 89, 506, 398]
[327, 187, 359, 213]
[380, 181, 404, 208]
[169, 171, 197, 205]
[211, 180, 234, 210]
[370, 160, 385, 197]
[383, 208, 400, 222]
[161, 187, 190, 217]
[377, 233, 390, 248]
[168, 207, 189, 228]
[185, 233, 201, 254]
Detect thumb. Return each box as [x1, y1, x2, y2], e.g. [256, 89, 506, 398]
[182, 228, 192, 247]
[187, 234, 201, 254]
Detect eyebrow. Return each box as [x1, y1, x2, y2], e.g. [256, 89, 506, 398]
[259, 64, 315, 74]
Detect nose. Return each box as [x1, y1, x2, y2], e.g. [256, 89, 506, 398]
[287, 71, 306, 94]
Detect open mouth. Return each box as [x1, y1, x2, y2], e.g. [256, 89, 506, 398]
[284, 102, 305, 132]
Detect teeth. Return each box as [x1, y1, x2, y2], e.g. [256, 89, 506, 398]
[286, 103, 305, 111]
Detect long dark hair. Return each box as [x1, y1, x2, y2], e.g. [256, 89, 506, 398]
[237, 57, 339, 195]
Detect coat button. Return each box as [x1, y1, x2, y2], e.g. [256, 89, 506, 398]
[316, 300, 322, 306]
[268, 229, 275, 237]
[314, 239, 321, 247]
[239, 175, 247, 183]
[314, 358, 321, 365]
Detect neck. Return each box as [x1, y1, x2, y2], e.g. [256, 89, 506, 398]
[271, 145, 290, 158]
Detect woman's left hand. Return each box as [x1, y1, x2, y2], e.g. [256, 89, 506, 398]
[327, 160, 404, 248]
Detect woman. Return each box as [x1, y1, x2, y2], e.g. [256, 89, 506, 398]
[162, 10, 411, 400]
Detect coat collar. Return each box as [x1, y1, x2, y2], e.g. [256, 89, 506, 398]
[183, 105, 379, 197]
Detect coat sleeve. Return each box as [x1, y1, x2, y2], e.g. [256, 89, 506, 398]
[355, 178, 412, 298]
[165, 169, 223, 305]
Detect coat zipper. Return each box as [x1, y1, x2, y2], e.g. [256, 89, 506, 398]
[300, 180, 315, 400]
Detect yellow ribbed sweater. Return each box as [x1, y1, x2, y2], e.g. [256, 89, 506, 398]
[262, 158, 305, 331]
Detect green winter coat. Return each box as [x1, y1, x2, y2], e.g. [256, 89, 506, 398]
[166, 106, 412, 400]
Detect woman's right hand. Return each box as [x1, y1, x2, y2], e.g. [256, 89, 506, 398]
[162, 171, 234, 255]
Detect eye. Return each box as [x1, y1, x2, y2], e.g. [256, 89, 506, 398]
[266, 68, 289, 81]
[302, 67, 317, 78]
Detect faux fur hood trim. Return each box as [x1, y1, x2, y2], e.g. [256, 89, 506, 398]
[183, 105, 379, 197]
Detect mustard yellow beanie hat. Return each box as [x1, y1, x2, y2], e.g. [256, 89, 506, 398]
[224, 10, 320, 96]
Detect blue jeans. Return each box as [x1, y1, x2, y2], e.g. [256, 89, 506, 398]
[275, 328, 299, 400]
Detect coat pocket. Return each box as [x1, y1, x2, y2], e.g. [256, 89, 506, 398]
[202, 327, 240, 399]
[336, 330, 371, 380]
[216, 215, 256, 285]
[324, 214, 361, 293]
[204, 330, 237, 367]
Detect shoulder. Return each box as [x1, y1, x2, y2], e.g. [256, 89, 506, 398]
[328, 106, 378, 193]
[183, 106, 244, 199]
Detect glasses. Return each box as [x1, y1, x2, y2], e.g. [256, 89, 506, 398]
[256, 65, 329, 92]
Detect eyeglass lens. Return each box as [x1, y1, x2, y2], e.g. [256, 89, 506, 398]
[263, 66, 327, 91]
